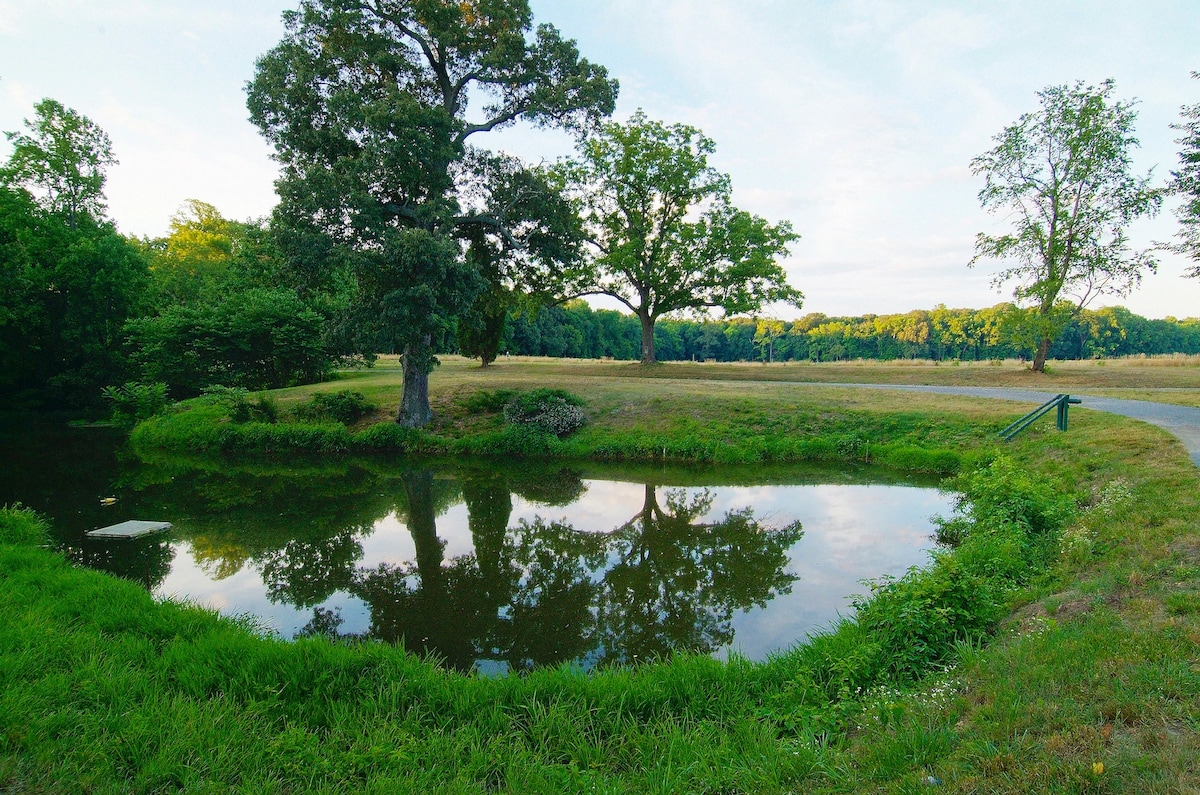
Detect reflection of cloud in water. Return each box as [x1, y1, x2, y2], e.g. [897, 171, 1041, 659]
[511, 480, 647, 534]
[156, 541, 313, 636]
[719, 484, 952, 661]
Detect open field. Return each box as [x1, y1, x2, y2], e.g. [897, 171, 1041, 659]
[285, 354, 1200, 405]
[5, 360, 1200, 793]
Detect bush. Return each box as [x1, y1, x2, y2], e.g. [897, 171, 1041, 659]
[503, 388, 587, 437]
[101, 381, 170, 427]
[292, 390, 375, 425]
[200, 385, 278, 424]
[125, 287, 333, 397]
[462, 389, 519, 414]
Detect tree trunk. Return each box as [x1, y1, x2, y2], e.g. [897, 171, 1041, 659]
[639, 312, 656, 364]
[1032, 336, 1051, 372]
[398, 338, 434, 426]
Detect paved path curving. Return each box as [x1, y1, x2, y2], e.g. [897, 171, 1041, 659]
[811, 384, 1200, 467]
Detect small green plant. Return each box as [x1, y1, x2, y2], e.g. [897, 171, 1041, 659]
[503, 388, 588, 437]
[462, 388, 520, 414]
[200, 385, 278, 424]
[0, 504, 49, 546]
[101, 381, 170, 427]
[292, 390, 375, 425]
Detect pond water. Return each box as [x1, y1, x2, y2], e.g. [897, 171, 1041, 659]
[1, 417, 954, 673]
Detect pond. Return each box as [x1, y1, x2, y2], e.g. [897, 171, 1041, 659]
[1, 417, 955, 673]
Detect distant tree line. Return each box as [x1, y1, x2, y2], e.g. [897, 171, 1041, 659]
[475, 301, 1200, 363]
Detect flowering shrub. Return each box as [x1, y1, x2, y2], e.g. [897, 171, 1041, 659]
[502, 388, 587, 437]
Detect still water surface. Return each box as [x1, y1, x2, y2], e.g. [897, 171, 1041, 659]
[2, 419, 954, 673]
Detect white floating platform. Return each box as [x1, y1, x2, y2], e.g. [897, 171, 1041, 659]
[87, 520, 173, 539]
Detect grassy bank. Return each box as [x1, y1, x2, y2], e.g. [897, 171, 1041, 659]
[131, 358, 1039, 474]
[5, 360, 1200, 792]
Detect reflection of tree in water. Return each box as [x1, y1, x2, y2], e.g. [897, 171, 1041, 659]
[61, 537, 175, 591]
[348, 471, 606, 673]
[594, 485, 803, 666]
[129, 451, 804, 671]
[345, 472, 801, 672]
[128, 457, 398, 607]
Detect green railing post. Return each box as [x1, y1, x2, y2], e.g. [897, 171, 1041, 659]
[1001, 394, 1082, 441]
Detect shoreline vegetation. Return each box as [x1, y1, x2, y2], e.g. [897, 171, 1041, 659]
[4, 357, 1200, 792]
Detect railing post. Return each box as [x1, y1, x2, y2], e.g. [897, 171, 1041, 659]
[1000, 394, 1082, 441]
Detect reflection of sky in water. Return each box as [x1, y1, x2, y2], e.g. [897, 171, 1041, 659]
[154, 479, 953, 661]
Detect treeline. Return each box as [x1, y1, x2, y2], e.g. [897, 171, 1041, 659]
[485, 301, 1200, 363]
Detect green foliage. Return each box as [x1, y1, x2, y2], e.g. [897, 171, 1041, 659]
[247, 0, 618, 425]
[200, 385, 279, 424]
[493, 300, 1200, 362]
[935, 455, 1077, 550]
[292, 390, 376, 425]
[970, 79, 1162, 371]
[455, 424, 562, 457]
[126, 287, 332, 396]
[0, 504, 49, 546]
[462, 388, 520, 414]
[503, 388, 588, 437]
[1, 97, 116, 228]
[140, 199, 288, 308]
[1169, 72, 1200, 275]
[0, 185, 150, 409]
[560, 110, 800, 363]
[100, 381, 170, 427]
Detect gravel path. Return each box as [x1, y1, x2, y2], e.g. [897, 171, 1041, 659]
[814, 383, 1200, 467]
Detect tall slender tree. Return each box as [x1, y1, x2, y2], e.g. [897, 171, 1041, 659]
[970, 80, 1161, 372]
[247, 0, 616, 425]
[1168, 72, 1200, 277]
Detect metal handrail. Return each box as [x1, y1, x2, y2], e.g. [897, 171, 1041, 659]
[1000, 394, 1082, 441]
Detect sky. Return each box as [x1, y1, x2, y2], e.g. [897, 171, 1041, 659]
[2, 0, 1198, 320]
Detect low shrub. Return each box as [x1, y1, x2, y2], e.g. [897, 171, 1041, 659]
[454, 424, 561, 457]
[352, 422, 442, 453]
[503, 388, 588, 437]
[101, 381, 170, 427]
[462, 389, 520, 414]
[200, 385, 278, 424]
[292, 390, 376, 425]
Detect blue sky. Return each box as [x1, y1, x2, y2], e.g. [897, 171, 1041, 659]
[2, 0, 1198, 319]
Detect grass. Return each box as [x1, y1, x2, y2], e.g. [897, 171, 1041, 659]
[5, 356, 1200, 792]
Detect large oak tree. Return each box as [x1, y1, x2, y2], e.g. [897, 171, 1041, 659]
[970, 80, 1161, 372]
[560, 112, 801, 364]
[248, 0, 616, 425]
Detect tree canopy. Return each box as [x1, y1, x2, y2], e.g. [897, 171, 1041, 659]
[247, 0, 617, 425]
[559, 111, 801, 364]
[1, 98, 117, 230]
[1, 101, 149, 409]
[1168, 72, 1200, 277]
[970, 79, 1162, 372]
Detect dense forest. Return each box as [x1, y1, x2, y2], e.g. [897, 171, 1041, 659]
[489, 302, 1200, 364]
